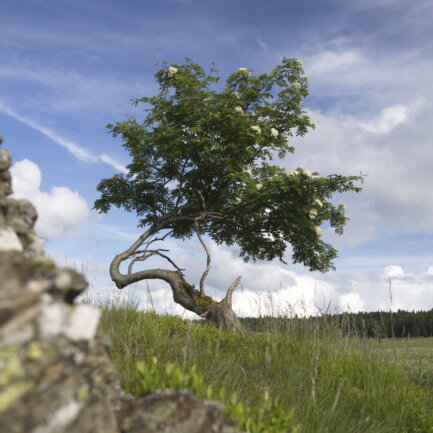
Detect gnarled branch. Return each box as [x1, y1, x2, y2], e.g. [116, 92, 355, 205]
[222, 276, 242, 308]
[127, 248, 185, 275]
[194, 191, 212, 296]
[195, 220, 211, 296]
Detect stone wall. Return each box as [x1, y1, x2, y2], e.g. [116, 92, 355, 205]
[0, 135, 243, 433]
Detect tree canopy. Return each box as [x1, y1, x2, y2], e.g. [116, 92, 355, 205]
[94, 58, 362, 276]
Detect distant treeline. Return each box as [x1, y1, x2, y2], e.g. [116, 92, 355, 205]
[239, 309, 433, 338]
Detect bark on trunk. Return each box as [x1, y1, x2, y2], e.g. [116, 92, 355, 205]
[109, 221, 250, 334]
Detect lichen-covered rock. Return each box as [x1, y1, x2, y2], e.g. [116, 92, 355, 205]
[0, 227, 23, 252]
[117, 390, 241, 433]
[0, 170, 12, 196]
[6, 198, 38, 232]
[0, 148, 11, 171]
[0, 137, 245, 433]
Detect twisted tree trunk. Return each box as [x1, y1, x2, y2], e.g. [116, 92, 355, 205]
[109, 218, 250, 335]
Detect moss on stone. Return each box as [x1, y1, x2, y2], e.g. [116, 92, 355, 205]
[145, 399, 177, 421]
[26, 342, 43, 360]
[0, 353, 23, 386]
[76, 385, 90, 403]
[30, 255, 55, 266]
[0, 381, 34, 413]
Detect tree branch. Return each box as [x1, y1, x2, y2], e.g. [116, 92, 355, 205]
[195, 219, 211, 296]
[222, 276, 242, 308]
[127, 248, 185, 275]
[137, 230, 174, 255]
[194, 191, 212, 296]
[157, 251, 186, 272]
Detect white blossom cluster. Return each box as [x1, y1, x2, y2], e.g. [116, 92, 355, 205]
[286, 168, 319, 179]
[270, 128, 279, 138]
[238, 67, 251, 75]
[250, 125, 261, 134]
[167, 66, 178, 77]
[309, 209, 318, 219]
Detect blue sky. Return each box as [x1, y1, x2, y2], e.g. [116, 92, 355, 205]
[2, 0, 433, 317]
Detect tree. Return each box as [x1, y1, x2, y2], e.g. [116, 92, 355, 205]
[94, 58, 363, 333]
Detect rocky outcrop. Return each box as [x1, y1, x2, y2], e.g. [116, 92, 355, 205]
[0, 135, 243, 433]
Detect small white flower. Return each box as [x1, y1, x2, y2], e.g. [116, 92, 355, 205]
[256, 183, 263, 190]
[292, 82, 301, 90]
[203, 98, 211, 102]
[233, 91, 241, 98]
[303, 169, 313, 178]
[276, 165, 283, 170]
[315, 226, 323, 236]
[238, 67, 250, 75]
[286, 170, 297, 177]
[309, 209, 317, 219]
[270, 128, 279, 138]
[234, 106, 244, 115]
[314, 199, 323, 207]
[338, 202, 346, 210]
[250, 125, 261, 134]
[167, 66, 178, 77]
[243, 168, 252, 176]
[296, 59, 303, 66]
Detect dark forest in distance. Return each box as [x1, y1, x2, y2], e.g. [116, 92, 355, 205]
[239, 309, 433, 338]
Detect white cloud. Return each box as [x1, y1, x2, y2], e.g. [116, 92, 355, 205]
[285, 92, 433, 241]
[0, 102, 127, 173]
[361, 105, 408, 134]
[303, 48, 433, 113]
[97, 224, 140, 240]
[10, 159, 91, 239]
[338, 292, 365, 312]
[383, 265, 404, 278]
[307, 49, 365, 75]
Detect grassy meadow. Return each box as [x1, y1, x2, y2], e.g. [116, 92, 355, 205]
[92, 297, 433, 433]
[381, 337, 433, 390]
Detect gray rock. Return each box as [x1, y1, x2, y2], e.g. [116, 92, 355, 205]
[0, 170, 12, 196]
[0, 148, 11, 171]
[6, 198, 38, 232]
[0, 227, 23, 252]
[0, 139, 245, 433]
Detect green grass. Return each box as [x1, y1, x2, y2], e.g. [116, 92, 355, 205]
[381, 336, 433, 356]
[95, 298, 433, 433]
[380, 337, 433, 390]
